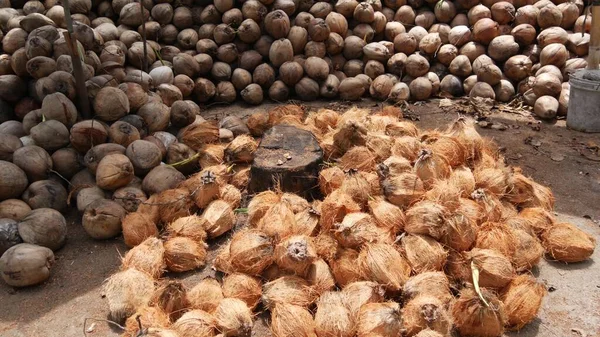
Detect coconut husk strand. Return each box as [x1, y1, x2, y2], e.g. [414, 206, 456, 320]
[281, 193, 310, 214]
[262, 276, 316, 310]
[444, 117, 483, 160]
[400, 234, 448, 274]
[413, 149, 451, 189]
[306, 259, 336, 295]
[320, 189, 362, 232]
[271, 303, 317, 337]
[121, 237, 165, 279]
[313, 233, 340, 262]
[475, 222, 518, 258]
[334, 212, 394, 249]
[187, 278, 224, 313]
[358, 243, 411, 292]
[104, 268, 155, 323]
[333, 120, 369, 155]
[318, 166, 345, 196]
[222, 273, 262, 310]
[382, 173, 425, 209]
[202, 199, 235, 239]
[274, 235, 318, 276]
[426, 136, 467, 168]
[542, 223, 596, 263]
[172, 309, 215, 337]
[449, 166, 476, 198]
[390, 136, 422, 162]
[293, 206, 320, 236]
[367, 197, 405, 233]
[468, 248, 515, 289]
[214, 298, 253, 337]
[122, 212, 159, 248]
[164, 236, 207, 273]
[402, 272, 453, 305]
[405, 201, 449, 240]
[402, 295, 452, 337]
[123, 306, 171, 337]
[340, 146, 377, 172]
[166, 215, 208, 242]
[248, 190, 281, 226]
[341, 281, 386, 319]
[356, 302, 402, 337]
[519, 207, 554, 237]
[501, 275, 546, 331]
[229, 229, 274, 275]
[331, 248, 363, 287]
[157, 188, 195, 224]
[470, 189, 503, 223]
[441, 210, 478, 252]
[314, 291, 355, 337]
[150, 280, 190, 321]
[452, 287, 506, 337]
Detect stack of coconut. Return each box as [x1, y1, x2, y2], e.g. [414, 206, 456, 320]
[0, 0, 592, 126]
[95, 105, 595, 337]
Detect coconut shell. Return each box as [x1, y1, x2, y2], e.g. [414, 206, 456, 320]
[356, 302, 402, 337]
[501, 275, 546, 330]
[122, 306, 171, 337]
[262, 275, 316, 309]
[104, 268, 155, 323]
[0, 243, 54, 287]
[401, 234, 447, 274]
[403, 271, 453, 305]
[229, 229, 274, 275]
[468, 248, 515, 288]
[314, 291, 355, 337]
[214, 298, 253, 337]
[341, 281, 386, 319]
[0, 199, 31, 221]
[358, 243, 411, 292]
[452, 287, 506, 337]
[164, 236, 207, 273]
[172, 310, 215, 337]
[542, 222, 596, 263]
[187, 278, 224, 313]
[402, 295, 452, 337]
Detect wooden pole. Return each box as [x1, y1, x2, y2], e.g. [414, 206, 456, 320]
[588, 1, 600, 70]
[62, 0, 92, 119]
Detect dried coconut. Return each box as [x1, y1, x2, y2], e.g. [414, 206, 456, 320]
[121, 237, 165, 279]
[402, 295, 452, 337]
[230, 165, 251, 190]
[313, 233, 340, 262]
[335, 212, 394, 249]
[385, 121, 419, 137]
[214, 298, 253, 337]
[368, 197, 405, 233]
[333, 120, 369, 154]
[468, 248, 515, 288]
[123, 306, 170, 337]
[366, 133, 394, 162]
[426, 135, 467, 167]
[414, 149, 451, 188]
[519, 207, 554, 236]
[390, 136, 422, 162]
[382, 173, 424, 208]
[542, 222, 596, 262]
[449, 166, 476, 197]
[268, 104, 305, 126]
[318, 166, 345, 195]
[474, 167, 510, 196]
[166, 215, 208, 242]
[150, 280, 190, 321]
[441, 210, 478, 252]
[137, 194, 161, 224]
[475, 222, 518, 258]
[400, 234, 448, 273]
[306, 259, 336, 295]
[340, 146, 377, 172]
[365, 115, 399, 133]
[248, 190, 280, 225]
[341, 281, 386, 319]
[281, 192, 310, 214]
[470, 189, 503, 223]
[271, 303, 317, 337]
[163, 236, 207, 272]
[222, 273, 262, 309]
[423, 179, 462, 211]
[320, 189, 361, 231]
[357, 302, 402, 337]
[331, 248, 363, 287]
[274, 235, 318, 276]
[377, 156, 412, 179]
[157, 188, 194, 224]
[104, 268, 155, 323]
[405, 201, 449, 240]
[402, 271, 453, 305]
[505, 171, 555, 210]
[184, 171, 221, 209]
[340, 170, 374, 206]
[172, 309, 215, 337]
[225, 134, 257, 163]
[444, 250, 471, 282]
[414, 330, 444, 337]
[314, 291, 355, 337]
[293, 206, 320, 236]
[122, 212, 159, 248]
[229, 229, 274, 275]
[358, 243, 411, 292]
[219, 184, 242, 209]
[202, 199, 235, 238]
[187, 278, 224, 313]
[444, 117, 483, 160]
[213, 241, 233, 274]
[452, 287, 506, 337]
[258, 200, 296, 240]
[501, 275, 546, 330]
[262, 276, 316, 309]
[199, 144, 225, 168]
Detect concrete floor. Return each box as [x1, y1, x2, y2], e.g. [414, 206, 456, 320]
[0, 99, 599, 337]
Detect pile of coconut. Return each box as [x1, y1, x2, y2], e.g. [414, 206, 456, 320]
[0, 0, 591, 128]
[92, 106, 595, 337]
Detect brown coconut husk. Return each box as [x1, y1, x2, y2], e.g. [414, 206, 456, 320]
[271, 303, 317, 337]
[318, 166, 345, 196]
[505, 171, 555, 210]
[214, 298, 253, 337]
[473, 167, 510, 196]
[202, 199, 235, 239]
[444, 117, 483, 160]
[358, 243, 411, 292]
[458, 197, 484, 226]
[441, 210, 478, 252]
[313, 232, 340, 262]
[519, 207, 554, 236]
[356, 302, 402, 337]
[449, 166, 476, 198]
[306, 259, 336, 295]
[281, 193, 310, 214]
[222, 273, 262, 310]
[542, 222, 596, 263]
[213, 241, 232, 274]
[405, 201, 449, 240]
[475, 222, 518, 258]
[258, 200, 297, 240]
[172, 309, 215, 337]
[268, 104, 305, 126]
[414, 149, 452, 188]
[104, 268, 156, 323]
[225, 134, 258, 163]
[382, 173, 424, 208]
[274, 235, 318, 276]
[501, 200, 519, 219]
[246, 111, 270, 136]
[180, 121, 219, 150]
[385, 121, 419, 138]
[229, 229, 274, 275]
[187, 278, 224, 313]
[445, 250, 471, 283]
[341, 281, 386, 319]
[230, 165, 250, 190]
[123, 306, 171, 337]
[315, 291, 355, 337]
[142, 328, 180, 337]
[331, 248, 363, 287]
[248, 190, 281, 225]
[501, 274, 546, 331]
[367, 197, 405, 233]
[150, 280, 190, 321]
[293, 205, 320, 236]
[470, 189, 503, 223]
[320, 189, 361, 232]
[122, 212, 159, 248]
[333, 120, 369, 155]
[363, 171, 383, 197]
[156, 188, 194, 224]
[198, 144, 225, 168]
[452, 287, 506, 337]
[468, 248, 515, 288]
[121, 237, 165, 279]
[376, 106, 403, 118]
[340, 146, 377, 172]
[413, 330, 444, 337]
[163, 236, 207, 272]
[219, 184, 242, 208]
[390, 136, 422, 162]
[400, 234, 448, 274]
[402, 295, 452, 337]
[426, 135, 467, 167]
[340, 170, 375, 207]
[181, 173, 220, 210]
[423, 179, 463, 211]
[366, 133, 394, 162]
[307, 109, 340, 134]
[334, 212, 394, 249]
[402, 271, 453, 305]
[365, 115, 400, 134]
[262, 264, 293, 282]
[262, 276, 316, 309]
[376, 156, 412, 180]
[166, 215, 208, 242]
[337, 107, 369, 129]
[137, 194, 161, 224]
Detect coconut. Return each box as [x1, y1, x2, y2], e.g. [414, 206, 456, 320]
[400, 234, 448, 274]
[155, 188, 194, 225]
[262, 275, 315, 309]
[355, 302, 402, 337]
[403, 271, 453, 305]
[163, 236, 207, 273]
[452, 287, 505, 337]
[473, 18, 499, 45]
[122, 212, 159, 248]
[104, 268, 155, 323]
[509, 228, 544, 272]
[21, 179, 68, 212]
[542, 222, 596, 263]
[0, 161, 29, 201]
[81, 199, 126, 239]
[366, 197, 405, 233]
[149, 280, 190, 322]
[533, 96, 559, 120]
[468, 248, 515, 288]
[330, 248, 363, 287]
[200, 199, 233, 238]
[0, 243, 54, 287]
[338, 281, 384, 320]
[122, 306, 171, 337]
[84, 144, 126, 175]
[121, 237, 165, 279]
[95, 153, 134, 190]
[334, 212, 393, 249]
[187, 278, 224, 313]
[501, 275, 546, 330]
[219, 273, 262, 311]
[228, 229, 274, 275]
[12, 145, 53, 183]
[382, 173, 425, 208]
[402, 295, 452, 337]
[213, 298, 253, 337]
[405, 200, 449, 239]
[0, 199, 31, 222]
[315, 291, 354, 337]
[358, 243, 411, 292]
[473, 222, 517, 259]
[256, 198, 297, 239]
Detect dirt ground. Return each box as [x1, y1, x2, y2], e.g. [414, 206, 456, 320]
[1, 99, 599, 337]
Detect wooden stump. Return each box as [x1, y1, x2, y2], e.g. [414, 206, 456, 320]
[249, 125, 323, 199]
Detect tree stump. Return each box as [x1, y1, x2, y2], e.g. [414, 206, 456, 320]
[249, 125, 323, 199]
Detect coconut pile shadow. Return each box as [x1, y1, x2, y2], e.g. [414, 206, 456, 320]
[103, 105, 596, 337]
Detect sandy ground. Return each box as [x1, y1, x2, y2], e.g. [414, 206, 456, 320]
[1, 99, 599, 337]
